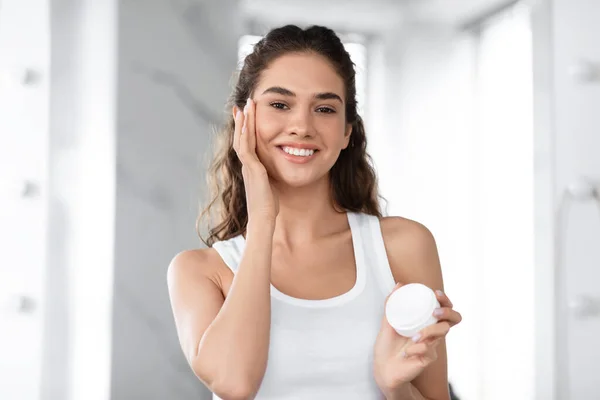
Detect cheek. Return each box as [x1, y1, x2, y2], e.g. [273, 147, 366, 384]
[254, 112, 280, 163]
[318, 119, 347, 145]
[255, 108, 283, 142]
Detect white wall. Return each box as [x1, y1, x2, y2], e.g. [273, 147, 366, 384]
[44, 1, 117, 400]
[532, 0, 600, 398]
[0, 1, 120, 400]
[0, 1, 50, 399]
[476, 9, 535, 400]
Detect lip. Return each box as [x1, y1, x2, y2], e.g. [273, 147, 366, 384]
[276, 143, 320, 151]
[276, 145, 318, 164]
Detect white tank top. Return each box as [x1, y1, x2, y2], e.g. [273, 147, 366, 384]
[211, 212, 396, 400]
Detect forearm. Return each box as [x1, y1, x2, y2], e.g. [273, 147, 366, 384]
[195, 220, 275, 394]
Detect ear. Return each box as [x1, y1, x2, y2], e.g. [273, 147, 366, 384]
[342, 123, 353, 149]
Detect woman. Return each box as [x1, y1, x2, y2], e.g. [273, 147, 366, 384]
[167, 25, 462, 400]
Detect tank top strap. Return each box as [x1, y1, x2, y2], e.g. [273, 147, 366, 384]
[211, 235, 245, 273]
[347, 212, 396, 295]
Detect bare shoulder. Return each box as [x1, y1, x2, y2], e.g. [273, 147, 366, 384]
[379, 216, 443, 289]
[166, 248, 231, 368]
[167, 248, 227, 291]
[379, 216, 437, 256]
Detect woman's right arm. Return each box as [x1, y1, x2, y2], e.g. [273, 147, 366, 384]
[167, 219, 274, 399]
[168, 99, 277, 400]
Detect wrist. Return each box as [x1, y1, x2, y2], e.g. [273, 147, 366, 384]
[381, 382, 418, 400]
[246, 217, 275, 237]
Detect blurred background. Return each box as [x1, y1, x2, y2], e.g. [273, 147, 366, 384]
[1, 0, 599, 399]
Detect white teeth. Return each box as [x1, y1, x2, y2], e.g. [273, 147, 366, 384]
[282, 146, 315, 157]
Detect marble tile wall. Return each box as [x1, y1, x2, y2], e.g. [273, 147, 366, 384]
[112, 0, 241, 398]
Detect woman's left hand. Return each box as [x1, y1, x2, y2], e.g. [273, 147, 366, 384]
[373, 282, 462, 394]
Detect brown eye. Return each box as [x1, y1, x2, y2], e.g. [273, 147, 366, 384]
[270, 102, 288, 110]
[316, 107, 335, 114]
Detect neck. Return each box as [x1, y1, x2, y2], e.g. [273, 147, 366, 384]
[270, 176, 347, 246]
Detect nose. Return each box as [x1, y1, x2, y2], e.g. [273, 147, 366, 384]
[287, 108, 315, 138]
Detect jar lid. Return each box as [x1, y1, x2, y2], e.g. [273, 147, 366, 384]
[385, 283, 437, 330]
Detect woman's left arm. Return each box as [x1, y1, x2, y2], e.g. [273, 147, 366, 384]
[374, 217, 462, 400]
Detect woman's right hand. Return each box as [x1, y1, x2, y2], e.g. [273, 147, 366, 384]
[233, 98, 279, 223]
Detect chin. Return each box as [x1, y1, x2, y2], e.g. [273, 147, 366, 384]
[270, 168, 328, 189]
[275, 175, 318, 189]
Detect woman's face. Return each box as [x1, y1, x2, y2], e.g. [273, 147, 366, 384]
[252, 52, 352, 188]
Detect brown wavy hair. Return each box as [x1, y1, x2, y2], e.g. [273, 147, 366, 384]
[198, 25, 382, 247]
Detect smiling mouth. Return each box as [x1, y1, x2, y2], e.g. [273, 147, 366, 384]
[278, 145, 319, 157]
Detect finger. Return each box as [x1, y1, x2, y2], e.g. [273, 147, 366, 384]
[432, 307, 462, 327]
[413, 321, 451, 343]
[238, 102, 251, 163]
[245, 98, 257, 153]
[402, 342, 428, 358]
[401, 341, 440, 360]
[416, 336, 444, 350]
[232, 106, 244, 155]
[435, 289, 453, 308]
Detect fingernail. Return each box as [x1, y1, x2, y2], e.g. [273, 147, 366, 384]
[433, 308, 444, 317]
[411, 333, 421, 343]
[436, 290, 444, 297]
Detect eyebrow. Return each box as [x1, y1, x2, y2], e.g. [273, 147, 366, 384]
[261, 86, 344, 104]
